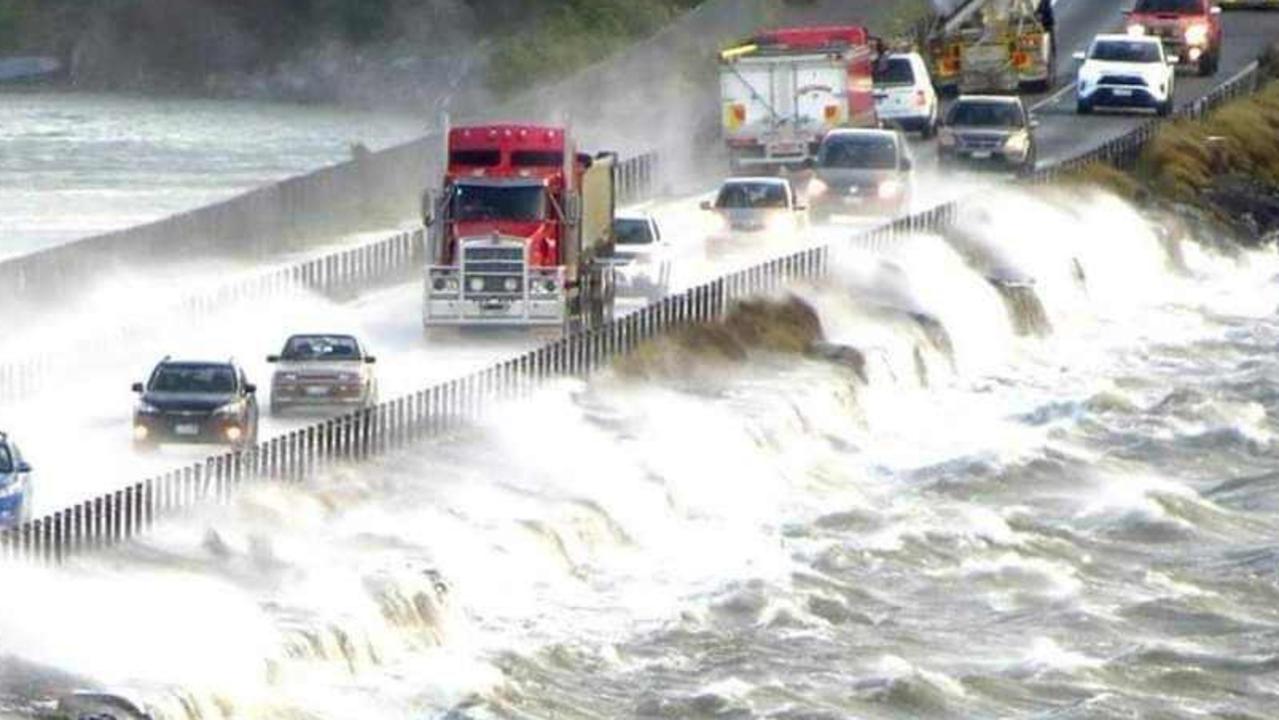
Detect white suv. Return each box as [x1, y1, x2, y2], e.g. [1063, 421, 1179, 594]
[872, 52, 940, 138]
[1075, 34, 1176, 116]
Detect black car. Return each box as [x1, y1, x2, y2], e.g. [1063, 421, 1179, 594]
[131, 358, 259, 450]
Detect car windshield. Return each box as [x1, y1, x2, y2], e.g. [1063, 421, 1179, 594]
[1091, 40, 1162, 63]
[282, 335, 362, 361]
[873, 58, 915, 86]
[0, 445, 10, 473]
[716, 183, 788, 209]
[451, 184, 546, 222]
[821, 136, 899, 170]
[1133, 0, 1200, 12]
[149, 364, 237, 394]
[947, 101, 1024, 128]
[614, 218, 655, 245]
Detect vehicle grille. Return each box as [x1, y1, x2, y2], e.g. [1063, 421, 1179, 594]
[958, 135, 1004, 150]
[1099, 75, 1147, 87]
[462, 241, 525, 295]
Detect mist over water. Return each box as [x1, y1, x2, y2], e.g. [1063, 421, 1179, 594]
[5, 187, 1279, 718]
[0, 92, 422, 259]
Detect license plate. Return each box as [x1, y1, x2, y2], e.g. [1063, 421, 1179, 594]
[971, 150, 993, 159]
[1113, 89, 1132, 97]
[305, 386, 330, 396]
[174, 424, 199, 436]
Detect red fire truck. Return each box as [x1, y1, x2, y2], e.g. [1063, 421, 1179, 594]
[718, 25, 879, 172]
[420, 124, 617, 328]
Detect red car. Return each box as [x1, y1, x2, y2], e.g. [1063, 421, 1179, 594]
[1125, 0, 1223, 76]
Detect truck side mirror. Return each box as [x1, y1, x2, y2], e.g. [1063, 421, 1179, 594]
[802, 157, 817, 170]
[266, 355, 280, 363]
[421, 190, 436, 227]
[244, 383, 257, 395]
[15, 461, 31, 474]
[131, 382, 144, 393]
[365, 356, 377, 364]
[700, 200, 714, 211]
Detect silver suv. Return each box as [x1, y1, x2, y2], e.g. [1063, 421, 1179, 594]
[938, 95, 1039, 175]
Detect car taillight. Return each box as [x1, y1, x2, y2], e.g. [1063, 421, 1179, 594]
[1012, 51, 1029, 67]
[913, 90, 927, 108]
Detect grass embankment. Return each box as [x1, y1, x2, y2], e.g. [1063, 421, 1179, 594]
[1059, 45, 1279, 243]
[616, 296, 826, 379]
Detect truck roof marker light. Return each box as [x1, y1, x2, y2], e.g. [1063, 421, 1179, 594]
[720, 44, 758, 61]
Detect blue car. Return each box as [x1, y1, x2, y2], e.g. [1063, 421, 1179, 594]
[0, 432, 33, 528]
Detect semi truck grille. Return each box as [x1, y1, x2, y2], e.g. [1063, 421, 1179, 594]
[462, 241, 525, 295]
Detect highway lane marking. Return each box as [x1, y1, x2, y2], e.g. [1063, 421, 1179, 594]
[1031, 82, 1076, 112]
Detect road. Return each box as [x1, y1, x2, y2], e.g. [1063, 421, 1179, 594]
[6, 3, 1279, 519]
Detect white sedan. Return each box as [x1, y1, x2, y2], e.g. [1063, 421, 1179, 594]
[1075, 34, 1176, 116]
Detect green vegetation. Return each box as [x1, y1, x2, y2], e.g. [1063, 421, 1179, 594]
[485, 0, 703, 95]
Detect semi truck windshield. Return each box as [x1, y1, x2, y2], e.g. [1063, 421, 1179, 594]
[451, 185, 547, 222]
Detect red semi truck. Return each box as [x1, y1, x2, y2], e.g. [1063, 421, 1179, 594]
[718, 25, 880, 172]
[420, 124, 617, 328]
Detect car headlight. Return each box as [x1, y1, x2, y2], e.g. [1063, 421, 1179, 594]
[135, 401, 160, 415]
[445, 277, 460, 292]
[1004, 132, 1029, 155]
[467, 277, 485, 293]
[877, 179, 904, 199]
[1185, 23, 1209, 46]
[807, 178, 829, 198]
[0, 478, 23, 499]
[213, 401, 241, 417]
[938, 128, 956, 147]
[1126, 24, 1146, 36]
[765, 213, 793, 234]
[710, 213, 729, 234]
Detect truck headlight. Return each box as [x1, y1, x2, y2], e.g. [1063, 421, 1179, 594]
[135, 401, 160, 415]
[275, 372, 298, 384]
[807, 178, 829, 198]
[503, 277, 519, 292]
[0, 478, 23, 499]
[468, 277, 485, 293]
[1126, 24, 1146, 36]
[877, 179, 904, 199]
[1185, 23, 1209, 46]
[213, 401, 241, 417]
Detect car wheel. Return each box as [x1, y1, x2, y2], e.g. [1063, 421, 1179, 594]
[920, 116, 937, 140]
